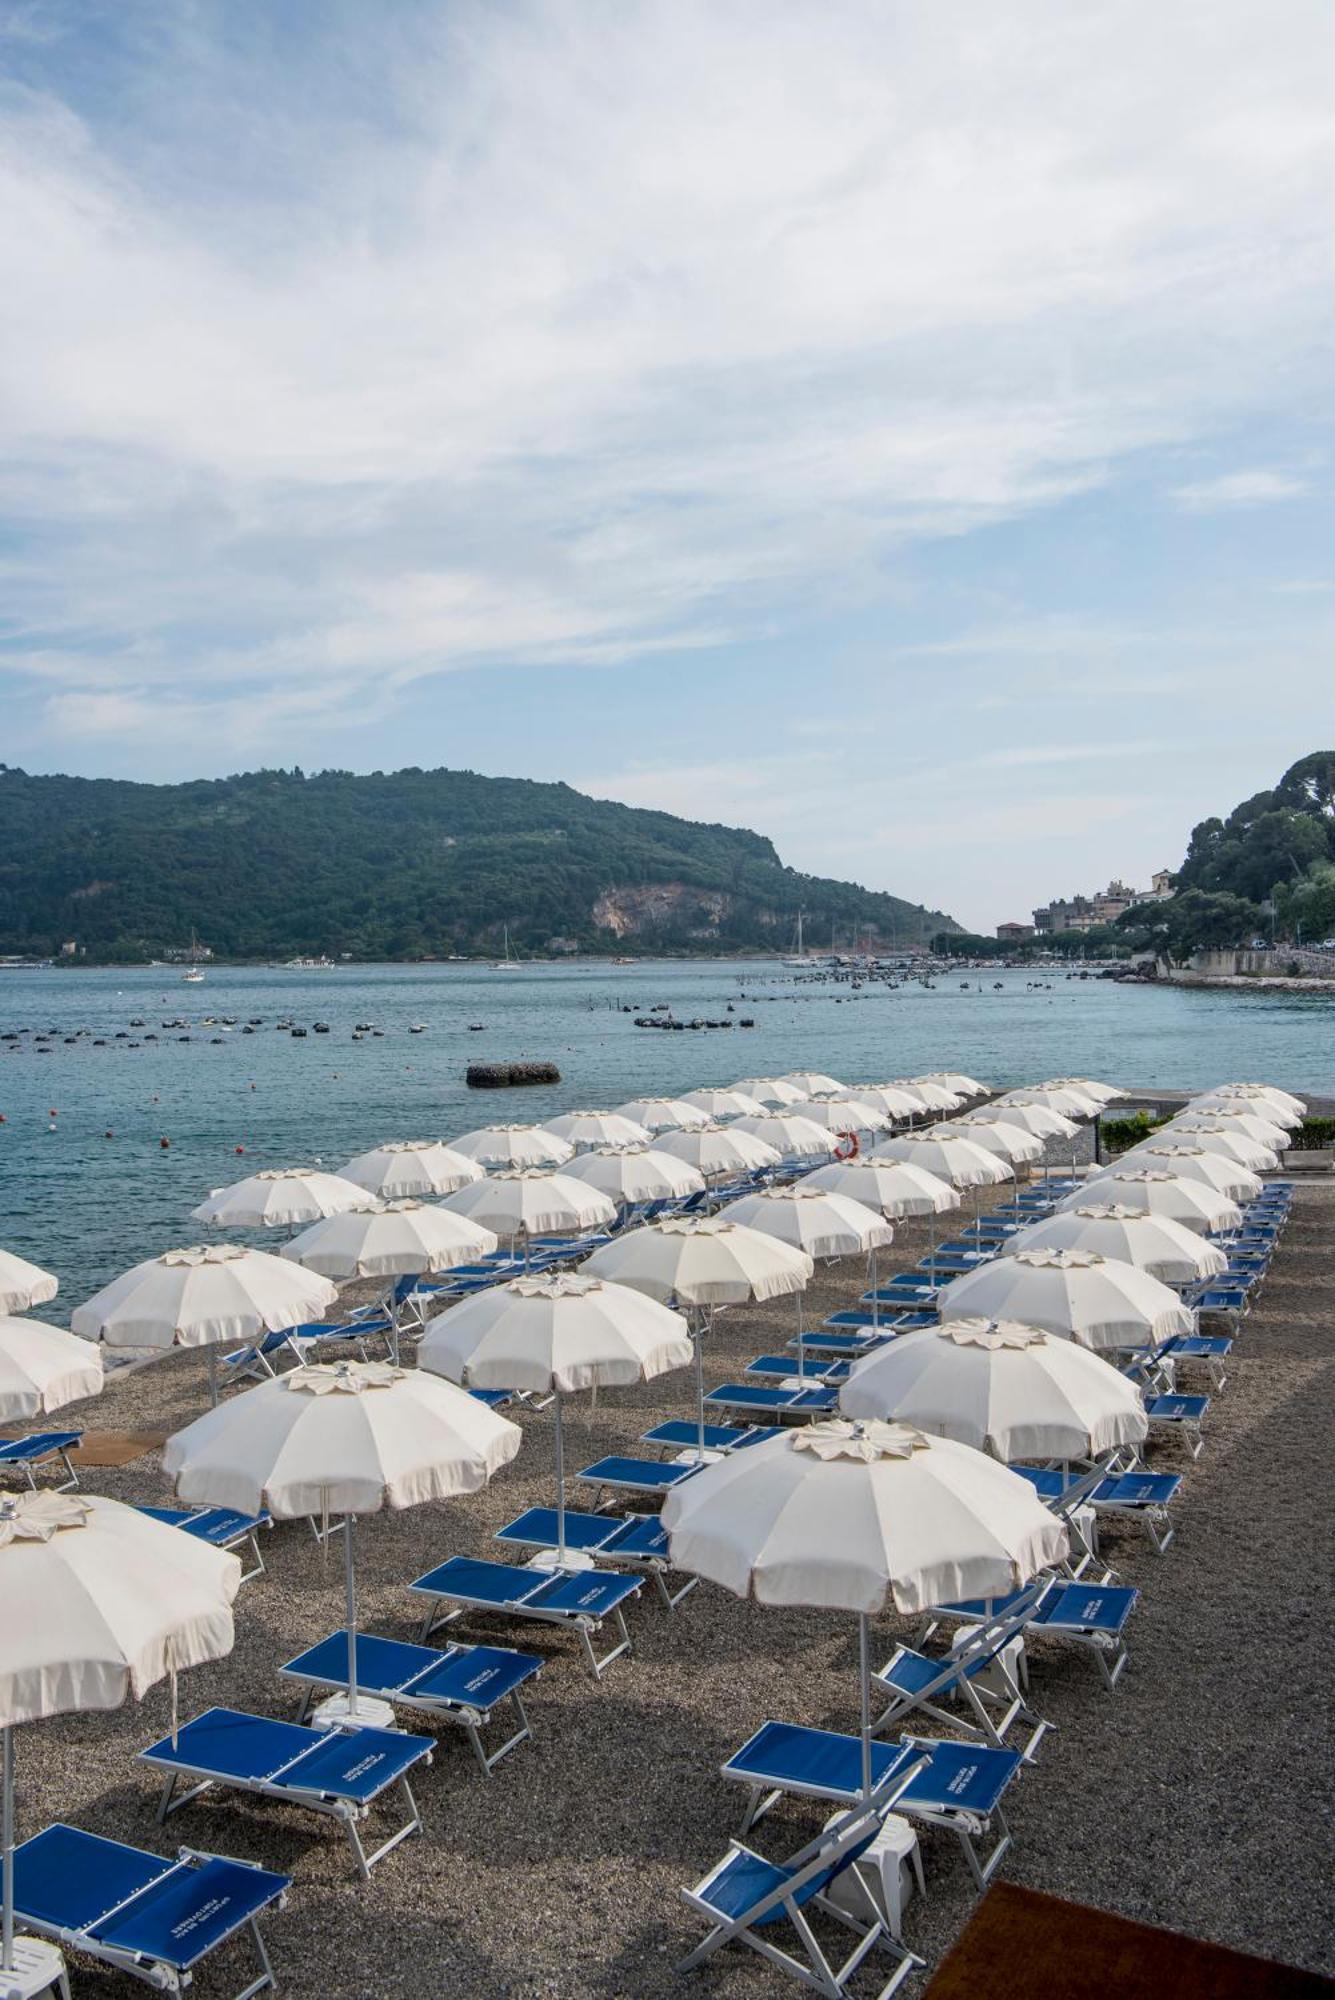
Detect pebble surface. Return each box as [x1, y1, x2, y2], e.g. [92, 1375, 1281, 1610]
[7, 1175, 1333, 1997]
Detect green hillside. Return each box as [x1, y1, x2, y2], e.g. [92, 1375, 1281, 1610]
[0, 765, 956, 961]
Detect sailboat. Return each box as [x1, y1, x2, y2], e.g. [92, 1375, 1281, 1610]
[783, 909, 812, 967]
[181, 928, 206, 982]
[491, 923, 518, 971]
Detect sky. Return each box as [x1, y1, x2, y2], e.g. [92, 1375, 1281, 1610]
[2, 0, 1334, 931]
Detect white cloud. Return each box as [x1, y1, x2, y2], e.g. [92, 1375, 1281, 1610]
[0, 0, 1332, 732]
[1169, 469, 1309, 509]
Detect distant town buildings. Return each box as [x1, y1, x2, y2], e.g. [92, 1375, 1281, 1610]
[1027, 872, 1174, 936]
[995, 921, 1036, 942]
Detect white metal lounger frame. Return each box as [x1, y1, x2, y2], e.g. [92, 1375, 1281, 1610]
[872, 1593, 1053, 1763]
[286, 1665, 534, 1778]
[151, 1744, 429, 1881]
[678, 1758, 930, 2000]
[417, 1583, 636, 1682]
[15, 1845, 284, 2000]
[0, 1437, 81, 1493]
[913, 1583, 1133, 1695]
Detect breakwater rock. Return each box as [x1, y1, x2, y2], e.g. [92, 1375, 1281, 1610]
[466, 1060, 562, 1088]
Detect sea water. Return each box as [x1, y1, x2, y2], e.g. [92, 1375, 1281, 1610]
[1, 959, 1330, 1308]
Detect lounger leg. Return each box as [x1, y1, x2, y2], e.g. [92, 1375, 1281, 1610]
[652, 1565, 699, 1611]
[240, 1530, 266, 1583]
[738, 1781, 783, 1835]
[470, 1690, 534, 1776]
[577, 1608, 634, 1680]
[234, 1915, 280, 2000]
[349, 1775, 426, 1877]
[55, 1449, 79, 1493]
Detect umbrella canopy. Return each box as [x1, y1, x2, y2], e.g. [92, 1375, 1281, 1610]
[420, 1273, 693, 1395]
[661, 1418, 1067, 1616]
[729, 1113, 840, 1161]
[0, 1319, 103, 1424]
[0, 1252, 57, 1316]
[969, 1102, 1078, 1142]
[680, 1088, 768, 1122]
[788, 1096, 892, 1138]
[584, 1216, 812, 1305]
[1189, 1087, 1303, 1126]
[339, 1140, 484, 1199]
[612, 1096, 710, 1134]
[730, 1077, 812, 1108]
[797, 1158, 961, 1220]
[1164, 1108, 1288, 1149]
[1044, 1077, 1124, 1104]
[560, 1145, 706, 1206]
[947, 1116, 1044, 1165]
[1097, 1144, 1261, 1203]
[282, 1200, 498, 1279]
[883, 1079, 961, 1112]
[1058, 1168, 1241, 1236]
[1155, 1121, 1279, 1170]
[915, 1072, 990, 1098]
[1007, 1203, 1228, 1285]
[71, 1245, 336, 1352]
[995, 1084, 1100, 1117]
[938, 1247, 1193, 1352]
[447, 1124, 576, 1169]
[851, 1084, 928, 1121]
[873, 1129, 1012, 1190]
[164, 1359, 521, 1519]
[780, 1072, 847, 1098]
[441, 1171, 616, 1240]
[840, 1318, 1147, 1462]
[652, 1123, 783, 1182]
[543, 1109, 652, 1152]
[191, 1166, 376, 1229]
[716, 1187, 893, 1260]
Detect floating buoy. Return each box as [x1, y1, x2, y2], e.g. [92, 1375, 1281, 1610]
[104, 1129, 114, 1138]
[160, 1136, 170, 1149]
[49, 1108, 58, 1118]
[235, 1144, 245, 1154]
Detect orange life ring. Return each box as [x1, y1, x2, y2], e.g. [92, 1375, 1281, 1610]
[834, 1130, 860, 1160]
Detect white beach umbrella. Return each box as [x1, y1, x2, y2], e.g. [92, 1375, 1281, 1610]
[1007, 1204, 1228, 1285]
[680, 1087, 769, 1122]
[948, 1116, 1044, 1166]
[560, 1145, 706, 1206]
[730, 1112, 840, 1161]
[996, 1085, 1100, 1118]
[282, 1199, 498, 1278]
[851, 1084, 927, 1121]
[938, 1247, 1193, 1352]
[840, 1318, 1148, 1462]
[1098, 1144, 1261, 1203]
[717, 1187, 893, 1260]
[797, 1157, 962, 1220]
[1, 1491, 239, 1979]
[915, 1072, 990, 1099]
[165, 1360, 519, 1721]
[192, 1166, 376, 1229]
[339, 1140, 485, 1199]
[1164, 1108, 1288, 1150]
[1044, 1077, 1125, 1104]
[0, 1253, 57, 1317]
[662, 1418, 1067, 1794]
[0, 1319, 103, 1424]
[789, 1096, 892, 1139]
[780, 1072, 847, 1098]
[873, 1128, 1012, 1192]
[420, 1273, 691, 1557]
[971, 1102, 1079, 1142]
[441, 1170, 616, 1242]
[448, 1124, 576, 1169]
[543, 1109, 653, 1152]
[730, 1077, 811, 1108]
[1190, 1086, 1303, 1126]
[585, 1217, 813, 1452]
[653, 1123, 783, 1183]
[1058, 1169, 1241, 1237]
[613, 1096, 711, 1134]
[884, 1078, 962, 1112]
[71, 1246, 337, 1400]
[1156, 1122, 1279, 1170]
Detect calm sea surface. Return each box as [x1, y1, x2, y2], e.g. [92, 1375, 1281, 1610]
[2, 959, 1331, 1310]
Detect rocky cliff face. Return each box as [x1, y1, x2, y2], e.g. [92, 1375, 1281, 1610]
[592, 882, 742, 938]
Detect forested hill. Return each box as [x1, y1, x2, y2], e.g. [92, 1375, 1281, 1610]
[0, 765, 957, 961]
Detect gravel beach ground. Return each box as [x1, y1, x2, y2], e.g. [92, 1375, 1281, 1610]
[7, 1172, 1333, 1998]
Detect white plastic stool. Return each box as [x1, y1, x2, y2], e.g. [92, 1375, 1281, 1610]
[822, 1810, 924, 1939]
[950, 1622, 1026, 1701]
[309, 1692, 396, 1732]
[0, 1936, 71, 2000]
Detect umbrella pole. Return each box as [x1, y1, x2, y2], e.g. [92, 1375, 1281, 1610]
[555, 1391, 567, 1560]
[2, 1723, 14, 1971]
[208, 1345, 219, 1408]
[859, 1614, 873, 1800]
[870, 1247, 879, 1331]
[693, 1308, 707, 1460]
[344, 1514, 359, 1720]
[796, 1292, 804, 1374]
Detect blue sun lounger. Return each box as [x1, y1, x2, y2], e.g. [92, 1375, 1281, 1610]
[873, 1590, 1052, 1760]
[915, 1578, 1139, 1692]
[136, 1505, 271, 1583]
[745, 1353, 852, 1384]
[705, 1383, 839, 1421]
[279, 1631, 541, 1773]
[0, 1428, 82, 1491]
[1088, 1469, 1184, 1553]
[575, 1455, 703, 1508]
[10, 1823, 289, 2000]
[721, 1722, 1024, 1891]
[641, 1420, 785, 1454]
[410, 1555, 643, 1679]
[678, 1757, 930, 1999]
[495, 1505, 698, 1609]
[141, 1706, 433, 1879]
[1145, 1391, 1209, 1458]
[1160, 1330, 1232, 1388]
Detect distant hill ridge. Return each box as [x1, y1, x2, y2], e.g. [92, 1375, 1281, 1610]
[0, 764, 957, 960]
